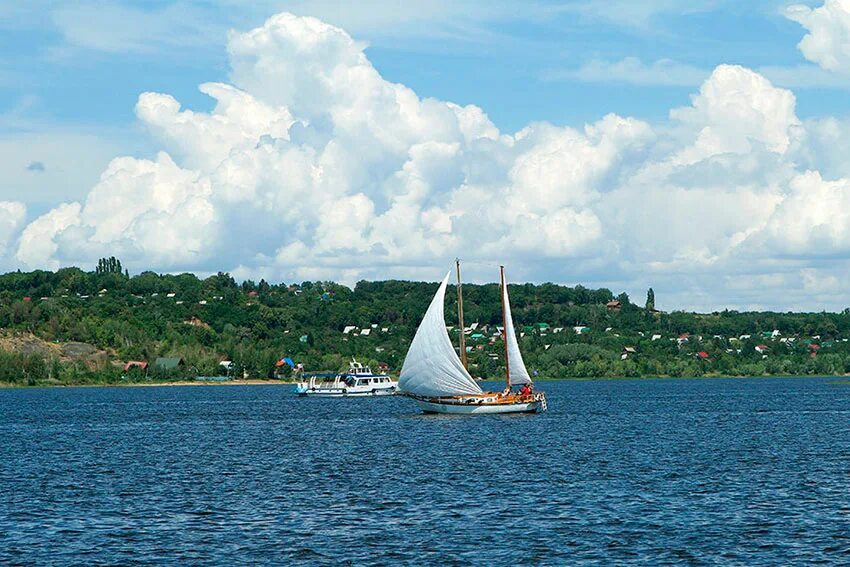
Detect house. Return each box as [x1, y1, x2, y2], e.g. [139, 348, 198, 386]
[247, 291, 258, 298]
[621, 346, 637, 360]
[124, 360, 148, 372]
[740, 334, 751, 340]
[183, 316, 210, 329]
[606, 300, 622, 311]
[299, 335, 309, 343]
[536, 323, 550, 331]
[470, 333, 485, 340]
[155, 357, 184, 371]
[651, 334, 662, 341]
[343, 326, 356, 334]
[166, 292, 176, 298]
[755, 345, 769, 354]
[552, 327, 564, 334]
[573, 326, 590, 335]
[360, 328, 371, 336]
[696, 351, 709, 360]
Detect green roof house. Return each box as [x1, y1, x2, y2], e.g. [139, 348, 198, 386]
[155, 357, 184, 370]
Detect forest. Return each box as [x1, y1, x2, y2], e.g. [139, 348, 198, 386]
[2, 258, 850, 386]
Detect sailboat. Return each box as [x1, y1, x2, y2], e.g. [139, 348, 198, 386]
[398, 263, 547, 414]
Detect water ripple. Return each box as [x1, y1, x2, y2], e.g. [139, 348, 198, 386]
[0, 378, 848, 565]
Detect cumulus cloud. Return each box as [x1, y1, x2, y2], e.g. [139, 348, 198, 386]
[12, 11, 850, 310]
[0, 201, 25, 257]
[16, 202, 78, 269]
[786, 0, 850, 74]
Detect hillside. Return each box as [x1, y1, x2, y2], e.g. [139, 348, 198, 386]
[2, 258, 850, 386]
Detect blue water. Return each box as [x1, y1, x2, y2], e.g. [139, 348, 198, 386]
[1, 378, 848, 565]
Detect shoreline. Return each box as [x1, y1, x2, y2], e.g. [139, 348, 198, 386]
[0, 379, 296, 389]
[1, 374, 846, 389]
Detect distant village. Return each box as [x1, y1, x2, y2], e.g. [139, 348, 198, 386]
[3, 263, 850, 385]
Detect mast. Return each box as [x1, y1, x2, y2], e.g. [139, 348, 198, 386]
[500, 265, 510, 390]
[456, 259, 468, 370]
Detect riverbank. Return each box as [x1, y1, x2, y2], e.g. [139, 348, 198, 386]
[3, 374, 846, 389]
[0, 379, 295, 389]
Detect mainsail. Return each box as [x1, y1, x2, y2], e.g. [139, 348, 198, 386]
[502, 279, 533, 385]
[399, 274, 483, 397]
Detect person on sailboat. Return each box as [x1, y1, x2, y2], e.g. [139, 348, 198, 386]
[519, 383, 532, 397]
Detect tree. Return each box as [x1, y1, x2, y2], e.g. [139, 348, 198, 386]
[646, 288, 655, 311]
[96, 257, 123, 275]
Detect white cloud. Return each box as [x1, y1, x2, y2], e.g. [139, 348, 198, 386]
[51, 2, 221, 54]
[0, 202, 26, 257]
[786, 0, 850, 74]
[763, 170, 850, 255]
[16, 202, 80, 269]
[669, 65, 801, 158]
[12, 11, 850, 310]
[548, 57, 708, 87]
[548, 57, 850, 90]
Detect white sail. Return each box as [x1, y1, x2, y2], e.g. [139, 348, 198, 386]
[503, 279, 533, 385]
[399, 274, 483, 397]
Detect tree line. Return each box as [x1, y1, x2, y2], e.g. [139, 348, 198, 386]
[1, 260, 850, 385]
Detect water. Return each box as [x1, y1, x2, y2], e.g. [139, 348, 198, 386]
[1, 378, 848, 565]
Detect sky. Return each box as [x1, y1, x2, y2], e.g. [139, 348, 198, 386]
[3, 0, 850, 312]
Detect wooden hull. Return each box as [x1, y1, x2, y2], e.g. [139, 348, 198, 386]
[409, 393, 546, 415]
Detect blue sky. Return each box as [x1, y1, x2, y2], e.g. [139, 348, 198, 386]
[3, 1, 843, 136]
[4, 1, 850, 311]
